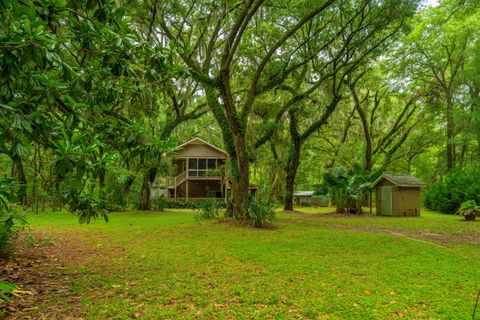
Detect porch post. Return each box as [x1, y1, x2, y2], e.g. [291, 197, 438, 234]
[186, 180, 189, 202]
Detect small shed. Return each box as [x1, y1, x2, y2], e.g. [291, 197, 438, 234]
[294, 191, 329, 206]
[373, 174, 427, 217]
[293, 191, 315, 205]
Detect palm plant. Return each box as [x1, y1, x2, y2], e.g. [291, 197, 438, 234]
[319, 165, 372, 213]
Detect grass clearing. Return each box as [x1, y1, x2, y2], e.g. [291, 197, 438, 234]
[9, 209, 480, 319]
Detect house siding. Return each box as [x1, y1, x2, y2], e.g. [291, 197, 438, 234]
[176, 144, 226, 158]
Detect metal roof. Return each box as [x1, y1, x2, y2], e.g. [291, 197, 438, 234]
[293, 191, 315, 196]
[373, 174, 427, 187]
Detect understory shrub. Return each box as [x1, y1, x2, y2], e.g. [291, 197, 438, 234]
[65, 192, 109, 224]
[165, 199, 226, 209]
[246, 197, 276, 228]
[0, 180, 28, 257]
[195, 200, 223, 220]
[0, 209, 28, 257]
[152, 196, 167, 212]
[424, 165, 480, 214]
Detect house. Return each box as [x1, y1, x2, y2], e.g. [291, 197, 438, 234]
[372, 174, 427, 216]
[166, 138, 228, 202]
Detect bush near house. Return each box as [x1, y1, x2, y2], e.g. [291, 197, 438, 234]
[164, 199, 226, 210]
[246, 197, 276, 228]
[195, 200, 223, 220]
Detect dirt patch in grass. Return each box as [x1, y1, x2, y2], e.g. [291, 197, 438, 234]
[285, 211, 480, 245]
[338, 224, 480, 245]
[0, 230, 125, 319]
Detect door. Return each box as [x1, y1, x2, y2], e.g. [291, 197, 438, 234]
[381, 187, 393, 216]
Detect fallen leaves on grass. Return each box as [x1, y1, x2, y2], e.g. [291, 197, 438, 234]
[0, 231, 112, 319]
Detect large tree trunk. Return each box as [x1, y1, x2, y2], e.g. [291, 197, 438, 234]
[357, 107, 372, 171]
[205, 84, 250, 219]
[230, 132, 250, 219]
[138, 167, 157, 210]
[11, 155, 27, 204]
[123, 175, 136, 202]
[446, 96, 455, 171]
[284, 146, 301, 211]
[350, 84, 372, 171]
[284, 139, 302, 211]
[284, 170, 296, 211]
[284, 111, 301, 211]
[122, 175, 136, 207]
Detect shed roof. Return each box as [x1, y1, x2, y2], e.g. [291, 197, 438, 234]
[294, 191, 315, 197]
[373, 174, 427, 188]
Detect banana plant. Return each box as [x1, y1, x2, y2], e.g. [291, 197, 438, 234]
[319, 165, 373, 213]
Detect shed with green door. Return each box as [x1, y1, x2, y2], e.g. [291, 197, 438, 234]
[373, 174, 427, 217]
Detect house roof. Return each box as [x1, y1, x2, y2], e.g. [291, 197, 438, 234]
[294, 191, 315, 197]
[175, 137, 228, 156]
[373, 174, 427, 187]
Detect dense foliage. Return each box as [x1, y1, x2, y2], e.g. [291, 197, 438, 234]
[0, 180, 27, 256]
[318, 166, 373, 213]
[424, 166, 480, 214]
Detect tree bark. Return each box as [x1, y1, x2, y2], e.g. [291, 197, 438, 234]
[353, 95, 372, 171]
[284, 111, 301, 211]
[284, 147, 301, 211]
[11, 155, 27, 204]
[446, 96, 455, 171]
[98, 168, 105, 190]
[229, 131, 250, 219]
[138, 167, 157, 210]
[123, 175, 136, 204]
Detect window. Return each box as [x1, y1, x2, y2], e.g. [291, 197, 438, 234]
[188, 159, 197, 169]
[198, 159, 207, 169]
[187, 158, 223, 177]
[207, 159, 216, 169]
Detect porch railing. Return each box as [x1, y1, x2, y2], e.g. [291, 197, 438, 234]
[167, 171, 187, 188]
[167, 170, 223, 188]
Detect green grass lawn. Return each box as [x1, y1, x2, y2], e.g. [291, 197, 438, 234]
[22, 208, 480, 319]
